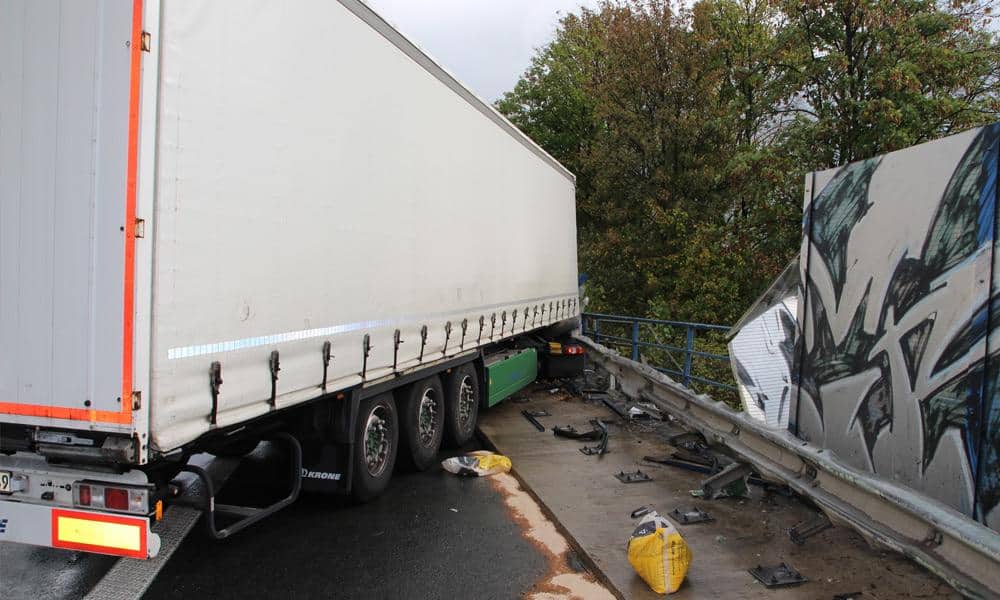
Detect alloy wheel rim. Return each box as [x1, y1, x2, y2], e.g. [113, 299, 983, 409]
[458, 376, 475, 428]
[418, 387, 438, 446]
[364, 407, 391, 477]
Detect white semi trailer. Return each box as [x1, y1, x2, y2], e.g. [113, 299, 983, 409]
[0, 0, 579, 558]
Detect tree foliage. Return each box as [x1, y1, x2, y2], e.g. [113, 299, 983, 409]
[498, 0, 1000, 325]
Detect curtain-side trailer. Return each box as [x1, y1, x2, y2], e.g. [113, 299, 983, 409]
[0, 0, 579, 558]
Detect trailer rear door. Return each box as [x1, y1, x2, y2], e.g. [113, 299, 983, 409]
[0, 0, 143, 432]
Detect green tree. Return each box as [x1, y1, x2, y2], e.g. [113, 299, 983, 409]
[777, 0, 1000, 165]
[496, 11, 601, 202]
[667, 0, 805, 324]
[497, 0, 1000, 326]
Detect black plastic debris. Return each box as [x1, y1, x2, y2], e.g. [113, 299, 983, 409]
[553, 425, 602, 441]
[643, 454, 786, 495]
[628, 407, 652, 420]
[789, 513, 832, 545]
[525, 408, 551, 417]
[615, 469, 653, 483]
[700, 462, 753, 500]
[832, 593, 863, 600]
[630, 505, 654, 519]
[521, 410, 545, 432]
[581, 419, 609, 456]
[670, 447, 719, 469]
[668, 432, 709, 452]
[630, 402, 664, 420]
[668, 507, 713, 525]
[749, 563, 807, 588]
[643, 455, 714, 475]
[582, 390, 608, 403]
[601, 398, 627, 420]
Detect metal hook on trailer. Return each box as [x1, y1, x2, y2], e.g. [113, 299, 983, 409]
[321, 341, 332, 391]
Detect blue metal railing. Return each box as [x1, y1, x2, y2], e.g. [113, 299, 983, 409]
[580, 312, 735, 392]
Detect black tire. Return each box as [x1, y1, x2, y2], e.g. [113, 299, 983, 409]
[443, 364, 480, 447]
[351, 393, 398, 503]
[397, 375, 445, 471]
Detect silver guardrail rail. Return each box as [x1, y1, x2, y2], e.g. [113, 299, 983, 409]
[578, 335, 1000, 600]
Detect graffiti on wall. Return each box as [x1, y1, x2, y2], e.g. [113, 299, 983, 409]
[728, 262, 799, 429]
[791, 124, 1000, 529]
[729, 124, 1000, 529]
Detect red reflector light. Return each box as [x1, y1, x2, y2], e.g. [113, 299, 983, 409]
[104, 488, 129, 511]
[564, 345, 585, 355]
[51, 508, 149, 559]
[73, 481, 151, 515]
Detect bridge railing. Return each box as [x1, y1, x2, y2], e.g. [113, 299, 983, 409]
[580, 312, 735, 394]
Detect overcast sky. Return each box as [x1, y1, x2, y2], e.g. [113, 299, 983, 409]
[365, 0, 601, 102]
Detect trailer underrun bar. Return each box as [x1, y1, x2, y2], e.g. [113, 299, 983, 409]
[577, 335, 1000, 600]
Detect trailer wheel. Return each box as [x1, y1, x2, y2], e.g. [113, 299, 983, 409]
[397, 376, 445, 471]
[351, 393, 398, 502]
[443, 364, 480, 447]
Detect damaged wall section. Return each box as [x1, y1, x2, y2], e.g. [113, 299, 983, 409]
[728, 123, 1000, 531]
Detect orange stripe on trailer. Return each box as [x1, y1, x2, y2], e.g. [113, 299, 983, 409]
[0, 402, 132, 425]
[51, 508, 148, 559]
[120, 0, 144, 425]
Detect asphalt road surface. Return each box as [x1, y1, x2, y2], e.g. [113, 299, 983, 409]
[145, 444, 551, 599]
[1, 443, 556, 600]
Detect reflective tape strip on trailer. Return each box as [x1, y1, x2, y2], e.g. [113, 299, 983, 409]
[0, 500, 159, 559]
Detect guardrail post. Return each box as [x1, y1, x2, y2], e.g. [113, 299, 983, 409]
[593, 319, 601, 344]
[682, 326, 694, 387]
[630, 320, 640, 361]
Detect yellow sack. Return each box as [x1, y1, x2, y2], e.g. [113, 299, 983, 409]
[441, 451, 512, 476]
[475, 453, 512, 473]
[627, 512, 691, 594]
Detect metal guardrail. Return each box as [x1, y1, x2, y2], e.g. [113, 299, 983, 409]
[581, 312, 734, 391]
[578, 335, 1000, 599]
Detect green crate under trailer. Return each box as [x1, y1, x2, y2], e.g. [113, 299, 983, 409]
[483, 348, 538, 407]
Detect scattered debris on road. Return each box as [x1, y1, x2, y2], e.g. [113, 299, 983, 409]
[749, 562, 808, 588]
[630, 402, 664, 420]
[668, 507, 714, 525]
[579, 419, 610, 456]
[552, 424, 600, 440]
[600, 397, 628, 420]
[789, 512, 833, 545]
[478, 377, 964, 599]
[615, 469, 653, 483]
[521, 410, 546, 432]
[699, 461, 753, 499]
